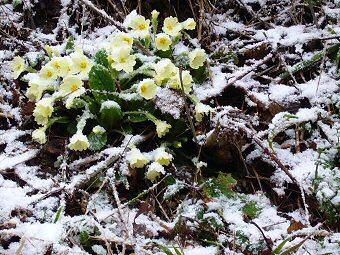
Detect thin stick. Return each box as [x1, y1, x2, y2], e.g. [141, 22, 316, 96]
[198, 0, 204, 41]
[208, 54, 272, 101]
[234, 125, 299, 185]
[250, 221, 272, 251]
[107, 0, 125, 20]
[110, 178, 128, 255]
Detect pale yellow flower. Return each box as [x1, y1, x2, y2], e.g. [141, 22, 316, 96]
[154, 59, 178, 85]
[126, 148, 149, 168]
[162, 17, 182, 36]
[10, 56, 25, 79]
[154, 147, 173, 166]
[154, 120, 171, 138]
[189, 48, 206, 69]
[69, 132, 90, 151]
[45, 45, 53, 58]
[137, 79, 158, 100]
[151, 10, 159, 20]
[45, 45, 60, 57]
[110, 46, 136, 73]
[129, 15, 150, 38]
[26, 79, 48, 102]
[92, 125, 106, 134]
[70, 49, 93, 79]
[123, 10, 138, 27]
[32, 126, 48, 144]
[168, 70, 193, 94]
[111, 32, 133, 48]
[195, 102, 214, 121]
[59, 75, 83, 96]
[39, 65, 57, 81]
[146, 162, 165, 182]
[181, 70, 193, 94]
[155, 33, 172, 51]
[65, 87, 86, 109]
[182, 18, 196, 30]
[33, 97, 54, 125]
[49, 56, 72, 78]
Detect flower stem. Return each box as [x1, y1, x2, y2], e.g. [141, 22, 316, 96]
[179, 66, 198, 143]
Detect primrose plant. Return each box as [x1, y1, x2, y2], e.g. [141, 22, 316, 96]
[11, 10, 214, 181]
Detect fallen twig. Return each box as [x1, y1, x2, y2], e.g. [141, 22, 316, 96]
[242, 126, 298, 184]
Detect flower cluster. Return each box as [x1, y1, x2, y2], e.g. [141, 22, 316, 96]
[126, 146, 173, 182]
[11, 10, 214, 152]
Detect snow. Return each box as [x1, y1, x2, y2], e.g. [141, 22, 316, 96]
[0, 150, 39, 171]
[184, 246, 218, 255]
[269, 84, 297, 102]
[194, 65, 228, 100]
[254, 25, 319, 50]
[0, 180, 35, 216]
[100, 100, 121, 111]
[155, 87, 184, 119]
[1, 1, 340, 254]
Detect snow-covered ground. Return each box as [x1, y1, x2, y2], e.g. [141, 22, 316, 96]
[0, 0, 339, 254]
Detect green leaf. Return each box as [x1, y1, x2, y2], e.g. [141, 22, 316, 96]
[164, 175, 176, 186]
[70, 98, 87, 109]
[88, 132, 107, 151]
[280, 43, 340, 80]
[50, 116, 71, 124]
[157, 49, 172, 58]
[191, 65, 209, 83]
[272, 236, 292, 254]
[284, 114, 298, 119]
[94, 49, 109, 68]
[216, 172, 237, 196]
[242, 202, 262, 219]
[125, 112, 149, 123]
[82, 95, 100, 115]
[306, 0, 322, 7]
[173, 247, 183, 255]
[159, 245, 175, 255]
[53, 207, 63, 223]
[65, 36, 75, 54]
[89, 64, 117, 103]
[127, 99, 156, 114]
[67, 121, 78, 135]
[203, 172, 237, 198]
[80, 231, 91, 247]
[197, 209, 204, 220]
[281, 236, 310, 255]
[99, 101, 123, 131]
[13, 0, 22, 8]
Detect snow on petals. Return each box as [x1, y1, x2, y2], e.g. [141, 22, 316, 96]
[69, 132, 90, 151]
[126, 148, 149, 168]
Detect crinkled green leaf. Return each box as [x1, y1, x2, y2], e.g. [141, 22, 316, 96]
[100, 102, 123, 131]
[94, 49, 109, 68]
[88, 132, 107, 151]
[89, 64, 117, 103]
[242, 201, 262, 219]
[203, 172, 237, 198]
[191, 65, 209, 83]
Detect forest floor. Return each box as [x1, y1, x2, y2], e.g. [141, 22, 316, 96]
[0, 0, 339, 254]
